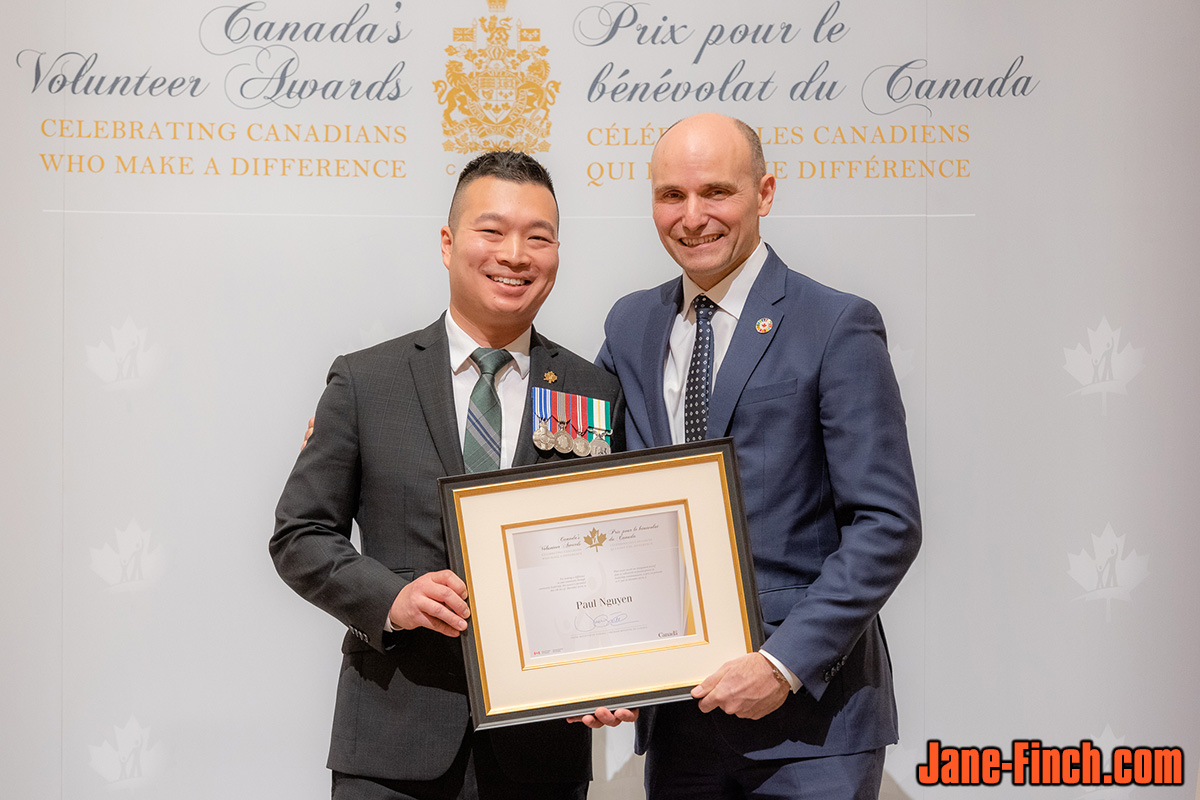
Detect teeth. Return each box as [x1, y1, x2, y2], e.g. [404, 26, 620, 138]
[682, 234, 722, 247]
[492, 276, 527, 286]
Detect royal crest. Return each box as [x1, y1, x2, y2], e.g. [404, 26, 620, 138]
[434, 0, 559, 153]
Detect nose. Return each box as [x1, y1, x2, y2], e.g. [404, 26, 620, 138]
[681, 194, 707, 231]
[499, 232, 530, 266]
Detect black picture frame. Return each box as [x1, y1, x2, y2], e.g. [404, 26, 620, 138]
[439, 438, 763, 730]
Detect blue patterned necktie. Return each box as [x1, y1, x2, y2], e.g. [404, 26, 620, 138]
[684, 295, 718, 443]
[463, 347, 513, 472]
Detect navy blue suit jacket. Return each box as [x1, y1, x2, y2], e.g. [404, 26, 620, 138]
[597, 247, 921, 759]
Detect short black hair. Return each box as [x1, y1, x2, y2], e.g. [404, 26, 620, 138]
[448, 150, 558, 229]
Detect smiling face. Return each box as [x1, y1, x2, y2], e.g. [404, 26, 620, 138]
[441, 176, 560, 347]
[650, 114, 776, 290]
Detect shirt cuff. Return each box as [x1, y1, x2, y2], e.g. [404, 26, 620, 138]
[760, 649, 802, 693]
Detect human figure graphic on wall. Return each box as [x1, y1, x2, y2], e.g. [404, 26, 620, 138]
[116, 334, 140, 381]
[120, 541, 143, 584]
[1098, 545, 1118, 590]
[119, 735, 142, 781]
[1092, 338, 1114, 385]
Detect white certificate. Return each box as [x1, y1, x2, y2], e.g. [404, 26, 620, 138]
[502, 503, 707, 668]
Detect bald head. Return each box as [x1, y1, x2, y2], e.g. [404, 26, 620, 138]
[653, 113, 766, 183]
[648, 113, 776, 290]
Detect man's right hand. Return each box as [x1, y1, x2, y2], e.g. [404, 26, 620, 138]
[301, 416, 315, 449]
[389, 570, 470, 637]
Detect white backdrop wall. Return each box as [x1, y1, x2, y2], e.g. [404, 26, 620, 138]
[3, 1, 1198, 798]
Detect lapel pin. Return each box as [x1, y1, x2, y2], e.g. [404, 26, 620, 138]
[543, 370, 558, 384]
[755, 317, 774, 334]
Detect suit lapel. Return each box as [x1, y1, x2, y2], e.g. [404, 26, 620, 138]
[644, 280, 681, 448]
[708, 249, 788, 438]
[411, 315, 466, 475]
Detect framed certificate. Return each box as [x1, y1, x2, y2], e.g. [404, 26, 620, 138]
[439, 439, 763, 730]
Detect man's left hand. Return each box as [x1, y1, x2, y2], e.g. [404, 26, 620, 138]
[692, 653, 789, 719]
[566, 706, 639, 728]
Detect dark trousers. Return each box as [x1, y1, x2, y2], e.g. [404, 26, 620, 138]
[332, 729, 588, 800]
[644, 701, 886, 800]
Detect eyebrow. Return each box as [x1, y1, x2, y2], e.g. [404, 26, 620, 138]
[472, 211, 557, 234]
[654, 181, 738, 195]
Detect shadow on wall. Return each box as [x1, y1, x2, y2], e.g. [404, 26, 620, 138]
[881, 770, 912, 800]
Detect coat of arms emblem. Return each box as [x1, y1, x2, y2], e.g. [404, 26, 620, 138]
[434, 0, 559, 153]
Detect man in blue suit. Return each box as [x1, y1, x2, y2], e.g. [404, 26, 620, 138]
[589, 113, 922, 799]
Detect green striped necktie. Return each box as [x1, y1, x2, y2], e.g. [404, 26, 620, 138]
[463, 347, 513, 473]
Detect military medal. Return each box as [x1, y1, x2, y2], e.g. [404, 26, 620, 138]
[569, 393, 591, 456]
[531, 387, 554, 451]
[553, 390, 572, 452]
[589, 395, 612, 456]
[532, 419, 553, 451]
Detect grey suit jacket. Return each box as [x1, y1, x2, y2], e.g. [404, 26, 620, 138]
[272, 315, 625, 782]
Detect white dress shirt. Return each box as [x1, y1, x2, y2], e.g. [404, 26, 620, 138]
[663, 241, 802, 692]
[445, 310, 531, 471]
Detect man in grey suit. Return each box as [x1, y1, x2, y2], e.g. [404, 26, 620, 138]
[272, 151, 624, 800]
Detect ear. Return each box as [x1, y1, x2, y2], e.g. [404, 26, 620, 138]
[440, 225, 453, 269]
[757, 173, 777, 218]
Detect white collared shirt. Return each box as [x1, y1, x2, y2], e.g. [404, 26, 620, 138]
[445, 310, 531, 471]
